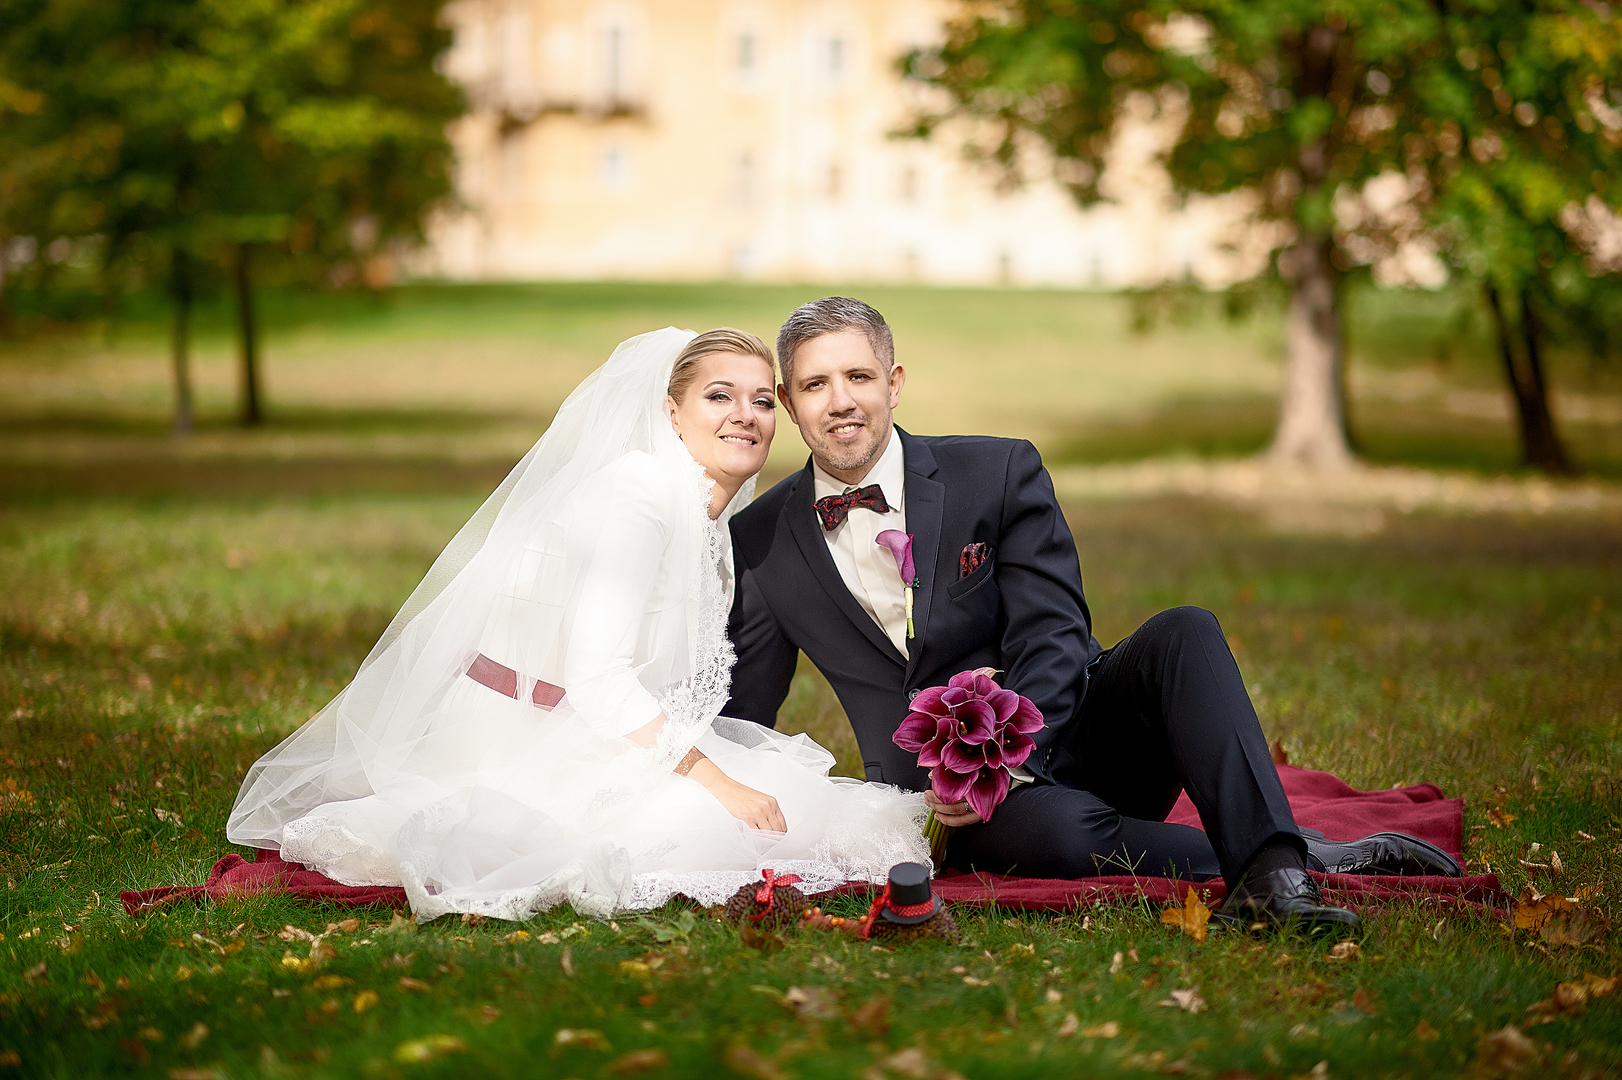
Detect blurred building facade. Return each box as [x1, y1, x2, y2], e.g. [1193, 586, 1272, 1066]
[425, 0, 1272, 287]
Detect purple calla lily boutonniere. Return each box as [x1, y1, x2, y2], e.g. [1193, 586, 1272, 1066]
[892, 669, 1045, 870]
[874, 530, 917, 638]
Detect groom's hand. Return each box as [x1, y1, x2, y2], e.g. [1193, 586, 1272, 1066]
[925, 789, 983, 827]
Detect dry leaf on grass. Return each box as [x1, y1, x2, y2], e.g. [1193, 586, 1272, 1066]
[22, 963, 46, 985]
[1352, 988, 1379, 1016]
[1080, 1021, 1120, 1039]
[554, 1028, 610, 1051]
[1525, 972, 1619, 1024]
[1160, 888, 1212, 943]
[392, 1034, 465, 1064]
[353, 990, 380, 1014]
[783, 985, 840, 1021]
[397, 977, 431, 992]
[311, 974, 350, 990]
[1270, 739, 1289, 766]
[178, 1022, 208, 1050]
[1327, 941, 1361, 961]
[1540, 908, 1609, 948]
[1488, 808, 1517, 829]
[851, 995, 890, 1036]
[608, 1048, 669, 1072]
[724, 1043, 788, 1080]
[1512, 887, 1580, 930]
[379, 912, 414, 935]
[560, 946, 575, 976]
[1157, 988, 1206, 1014]
[1413, 1019, 1440, 1041]
[1476, 1025, 1537, 1072]
[1109, 951, 1125, 975]
[1056, 1013, 1079, 1037]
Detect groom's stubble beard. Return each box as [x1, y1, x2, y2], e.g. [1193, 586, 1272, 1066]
[806, 410, 893, 479]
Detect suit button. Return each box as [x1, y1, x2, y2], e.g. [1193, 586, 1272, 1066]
[907, 689, 921, 702]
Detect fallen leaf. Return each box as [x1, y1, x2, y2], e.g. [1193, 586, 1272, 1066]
[1488, 808, 1517, 829]
[961, 975, 990, 987]
[554, 1028, 611, 1051]
[0, 1052, 18, 1067]
[379, 911, 415, 935]
[1512, 887, 1579, 930]
[392, 1034, 466, 1064]
[620, 960, 653, 978]
[22, 963, 46, 986]
[278, 925, 319, 944]
[1541, 907, 1609, 948]
[311, 974, 350, 990]
[501, 930, 531, 944]
[851, 995, 890, 1036]
[174, 965, 193, 982]
[119, 1040, 149, 1067]
[178, 1022, 209, 1050]
[1287, 1063, 1329, 1080]
[1328, 941, 1361, 961]
[397, 977, 431, 992]
[724, 1043, 788, 1080]
[1056, 1012, 1080, 1037]
[1549, 850, 1563, 873]
[1352, 988, 1379, 1016]
[1109, 951, 1124, 975]
[1413, 1019, 1439, 1042]
[639, 993, 658, 1007]
[1080, 1021, 1120, 1039]
[1157, 987, 1206, 1013]
[1005, 942, 1036, 958]
[877, 1047, 932, 1079]
[783, 985, 840, 1020]
[739, 925, 784, 953]
[353, 990, 380, 1013]
[1160, 887, 1212, 943]
[608, 1048, 669, 1072]
[1476, 1025, 1536, 1071]
[382, 952, 415, 969]
[1576, 830, 1596, 842]
[167, 1069, 221, 1080]
[560, 946, 575, 976]
[1270, 739, 1289, 766]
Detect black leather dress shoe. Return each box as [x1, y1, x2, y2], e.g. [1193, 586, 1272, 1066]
[1214, 866, 1360, 935]
[1304, 832, 1463, 877]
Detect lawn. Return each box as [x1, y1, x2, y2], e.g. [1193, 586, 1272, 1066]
[1, 282, 1620, 1077]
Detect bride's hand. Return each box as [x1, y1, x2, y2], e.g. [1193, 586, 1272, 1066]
[924, 789, 983, 827]
[688, 759, 786, 832]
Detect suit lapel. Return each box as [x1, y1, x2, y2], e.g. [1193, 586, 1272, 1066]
[784, 464, 906, 664]
[899, 430, 943, 686]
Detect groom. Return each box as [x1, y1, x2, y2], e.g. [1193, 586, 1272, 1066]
[723, 296, 1459, 932]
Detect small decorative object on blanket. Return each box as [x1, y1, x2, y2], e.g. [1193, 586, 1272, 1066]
[892, 669, 1043, 870]
[722, 868, 809, 929]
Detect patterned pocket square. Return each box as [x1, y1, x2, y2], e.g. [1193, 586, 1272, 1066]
[959, 542, 990, 579]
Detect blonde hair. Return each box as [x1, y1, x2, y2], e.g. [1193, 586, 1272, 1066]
[667, 328, 775, 404]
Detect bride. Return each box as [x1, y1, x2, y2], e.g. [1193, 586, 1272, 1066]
[227, 327, 929, 920]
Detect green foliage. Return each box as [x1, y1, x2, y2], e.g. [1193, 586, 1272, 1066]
[0, 0, 465, 286]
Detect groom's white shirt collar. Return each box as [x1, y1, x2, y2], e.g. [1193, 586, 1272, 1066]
[810, 429, 910, 657]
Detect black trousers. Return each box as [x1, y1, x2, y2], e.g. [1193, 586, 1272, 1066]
[945, 606, 1300, 889]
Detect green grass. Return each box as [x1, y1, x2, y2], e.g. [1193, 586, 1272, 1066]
[2, 489, 1619, 1078]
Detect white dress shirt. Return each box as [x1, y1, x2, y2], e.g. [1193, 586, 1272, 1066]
[812, 430, 912, 658]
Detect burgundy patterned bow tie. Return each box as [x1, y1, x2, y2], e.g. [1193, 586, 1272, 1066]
[814, 484, 890, 531]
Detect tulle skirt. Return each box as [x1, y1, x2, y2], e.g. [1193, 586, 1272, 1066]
[274, 677, 929, 921]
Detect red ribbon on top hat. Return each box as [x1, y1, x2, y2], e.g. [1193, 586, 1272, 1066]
[857, 883, 937, 939]
[748, 868, 803, 922]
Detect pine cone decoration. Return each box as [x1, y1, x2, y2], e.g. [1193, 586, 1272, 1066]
[723, 881, 809, 929]
[866, 905, 963, 945]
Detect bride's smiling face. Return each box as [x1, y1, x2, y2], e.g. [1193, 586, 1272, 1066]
[667, 351, 777, 493]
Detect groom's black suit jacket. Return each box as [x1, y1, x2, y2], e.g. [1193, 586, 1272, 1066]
[724, 428, 1102, 792]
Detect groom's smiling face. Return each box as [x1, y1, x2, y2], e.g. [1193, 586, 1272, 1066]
[780, 329, 906, 485]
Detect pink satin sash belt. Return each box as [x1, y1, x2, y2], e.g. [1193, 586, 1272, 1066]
[466, 653, 565, 710]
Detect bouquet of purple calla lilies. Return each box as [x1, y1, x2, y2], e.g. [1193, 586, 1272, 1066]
[892, 669, 1044, 869]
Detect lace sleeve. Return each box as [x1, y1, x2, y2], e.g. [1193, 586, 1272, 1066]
[556, 464, 671, 740]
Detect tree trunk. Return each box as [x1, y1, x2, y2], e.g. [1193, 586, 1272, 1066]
[1268, 232, 1353, 469]
[171, 247, 195, 436]
[1486, 285, 1574, 475]
[234, 243, 263, 426]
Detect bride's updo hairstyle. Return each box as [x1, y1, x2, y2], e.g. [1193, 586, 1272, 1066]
[667, 328, 775, 403]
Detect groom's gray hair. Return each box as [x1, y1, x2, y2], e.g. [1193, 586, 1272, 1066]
[776, 296, 895, 393]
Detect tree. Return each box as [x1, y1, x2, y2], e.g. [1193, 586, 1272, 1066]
[904, 0, 1619, 473]
[1401, 4, 1622, 474]
[0, 0, 464, 430]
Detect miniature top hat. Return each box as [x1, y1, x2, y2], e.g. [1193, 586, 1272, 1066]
[878, 861, 940, 925]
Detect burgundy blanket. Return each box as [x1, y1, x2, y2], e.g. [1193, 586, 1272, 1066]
[121, 764, 1505, 918]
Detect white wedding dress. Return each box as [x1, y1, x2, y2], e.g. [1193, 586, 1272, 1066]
[227, 329, 929, 921]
